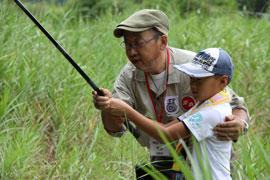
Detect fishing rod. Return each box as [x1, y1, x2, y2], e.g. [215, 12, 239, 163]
[14, 0, 139, 139]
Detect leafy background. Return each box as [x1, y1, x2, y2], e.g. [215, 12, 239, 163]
[1, 0, 270, 179]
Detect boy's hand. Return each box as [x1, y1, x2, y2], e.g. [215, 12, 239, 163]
[109, 98, 129, 116]
[92, 88, 112, 111]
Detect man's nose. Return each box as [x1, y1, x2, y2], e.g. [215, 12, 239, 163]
[126, 46, 138, 56]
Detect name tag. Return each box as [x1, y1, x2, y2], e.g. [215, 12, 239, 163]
[150, 137, 170, 157]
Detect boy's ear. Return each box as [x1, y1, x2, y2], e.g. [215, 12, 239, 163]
[220, 75, 229, 86]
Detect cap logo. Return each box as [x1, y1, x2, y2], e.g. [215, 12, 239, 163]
[193, 50, 218, 71]
[173, 48, 233, 80]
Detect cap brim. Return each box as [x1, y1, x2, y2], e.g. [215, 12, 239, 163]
[174, 63, 214, 78]
[114, 26, 151, 38]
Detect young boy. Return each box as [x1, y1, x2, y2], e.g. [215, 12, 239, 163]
[102, 48, 234, 180]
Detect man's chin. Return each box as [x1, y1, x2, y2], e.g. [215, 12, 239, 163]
[132, 62, 145, 70]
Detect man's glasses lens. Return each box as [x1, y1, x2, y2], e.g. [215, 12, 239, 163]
[120, 34, 160, 50]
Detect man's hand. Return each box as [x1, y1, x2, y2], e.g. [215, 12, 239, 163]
[92, 88, 125, 133]
[214, 115, 246, 141]
[92, 88, 112, 110]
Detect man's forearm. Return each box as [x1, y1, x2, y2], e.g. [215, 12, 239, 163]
[101, 110, 124, 133]
[214, 108, 249, 141]
[232, 108, 249, 123]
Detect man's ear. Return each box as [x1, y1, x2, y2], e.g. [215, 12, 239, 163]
[160, 35, 167, 50]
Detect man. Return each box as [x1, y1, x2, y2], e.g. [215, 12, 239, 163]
[92, 9, 249, 179]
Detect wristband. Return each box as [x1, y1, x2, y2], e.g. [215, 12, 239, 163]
[105, 125, 127, 137]
[241, 119, 249, 135]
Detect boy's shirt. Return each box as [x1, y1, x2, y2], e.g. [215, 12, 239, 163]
[177, 88, 232, 180]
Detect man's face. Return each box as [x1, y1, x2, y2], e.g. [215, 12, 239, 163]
[122, 30, 164, 74]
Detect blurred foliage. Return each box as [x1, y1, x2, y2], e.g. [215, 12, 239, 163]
[9, 0, 270, 17]
[25, 0, 67, 5]
[237, 0, 270, 12]
[15, 0, 269, 19]
[62, 0, 239, 19]
[64, 0, 136, 18]
[140, 0, 238, 14]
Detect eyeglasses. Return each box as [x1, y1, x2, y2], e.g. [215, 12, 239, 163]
[120, 34, 160, 50]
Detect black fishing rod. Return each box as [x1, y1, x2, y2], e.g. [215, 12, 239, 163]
[14, 0, 139, 139]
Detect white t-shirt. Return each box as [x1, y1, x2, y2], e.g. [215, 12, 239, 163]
[178, 95, 232, 180]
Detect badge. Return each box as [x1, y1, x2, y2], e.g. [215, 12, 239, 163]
[181, 96, 195, 111]
[164, 96, 179, 115]
[150, 137, 170, 157]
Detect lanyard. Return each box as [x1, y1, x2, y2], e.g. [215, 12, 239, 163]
[144, 48, 170, 123]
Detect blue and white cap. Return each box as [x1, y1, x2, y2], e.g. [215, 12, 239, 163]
[174, 48, 234, 80]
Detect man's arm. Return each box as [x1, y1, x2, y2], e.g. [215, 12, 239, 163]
[101, 111, 125, 133]
[92, 89, 125, 136]
[213, 87, 249, 141]
[214, 108, 249, 141]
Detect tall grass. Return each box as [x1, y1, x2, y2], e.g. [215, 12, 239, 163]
[1, 0, 270, 179]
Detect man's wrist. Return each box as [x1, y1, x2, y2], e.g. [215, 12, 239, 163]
[105, 125, 126, 137]
[240, 119, 249, 135]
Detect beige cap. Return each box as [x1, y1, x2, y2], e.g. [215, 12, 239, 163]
[114, 9, 170, 38]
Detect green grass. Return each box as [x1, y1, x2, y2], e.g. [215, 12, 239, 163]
[1, 0, 270, 179]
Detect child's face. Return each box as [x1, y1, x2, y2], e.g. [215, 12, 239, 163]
[189, 76, 227, 103]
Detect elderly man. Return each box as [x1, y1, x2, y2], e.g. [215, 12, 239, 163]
[93, 9, 249, 180]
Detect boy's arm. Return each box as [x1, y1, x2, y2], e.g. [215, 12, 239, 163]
[109, 98, 190, 142]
